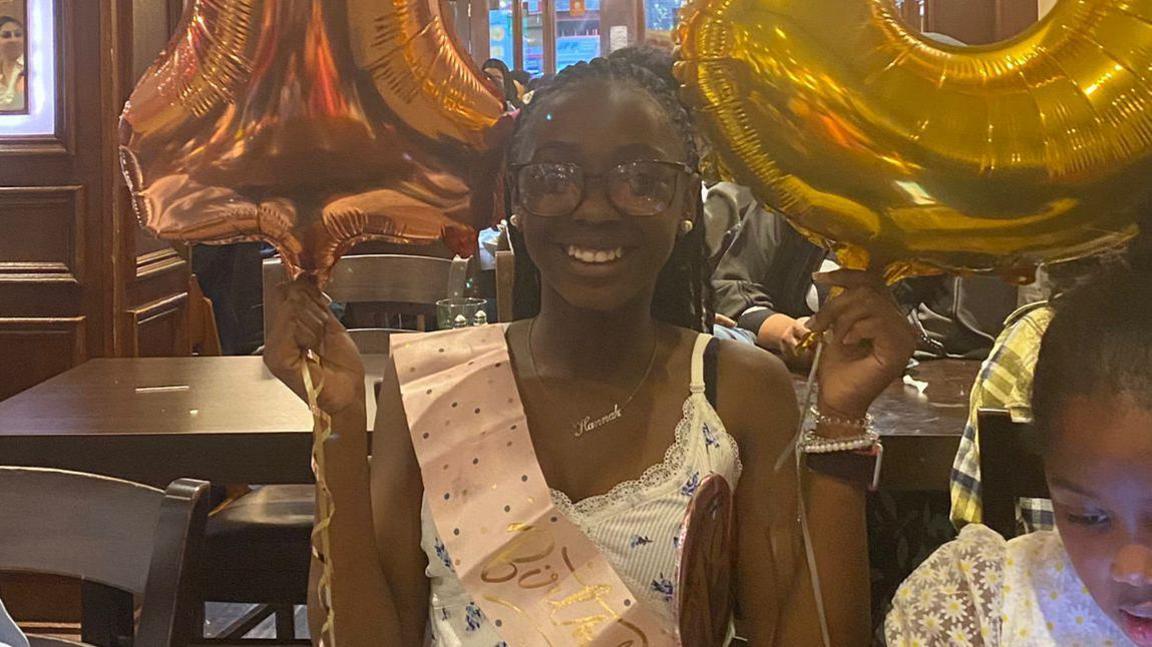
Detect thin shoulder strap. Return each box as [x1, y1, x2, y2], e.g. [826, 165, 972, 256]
[704, 338, 720, 409]
[689, 333, 715, 398]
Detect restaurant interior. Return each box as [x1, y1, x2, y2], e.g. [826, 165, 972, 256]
[3, 0, 1151, 645]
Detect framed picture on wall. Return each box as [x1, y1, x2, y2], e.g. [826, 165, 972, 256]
[0, 0, 58, 144]
[0, 0, 27, 115]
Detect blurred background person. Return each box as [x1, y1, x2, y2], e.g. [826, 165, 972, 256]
[480, 58, 522, 110]
[0, 16, 25, 111]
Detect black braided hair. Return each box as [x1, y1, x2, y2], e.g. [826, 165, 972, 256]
[606, 45, 678, 95]
[506, 58, 712, 333]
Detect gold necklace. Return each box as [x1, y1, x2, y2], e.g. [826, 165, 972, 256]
[526, 318, 659, 438]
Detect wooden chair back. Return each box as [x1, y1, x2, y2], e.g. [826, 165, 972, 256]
[188, 274, 223, 356]
[977, 408, 1049, 538]
[0, 467, 211, 646]
[262, 254, 470, 343]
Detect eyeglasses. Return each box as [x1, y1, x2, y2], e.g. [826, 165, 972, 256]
[0, 30, 22, 39]
[511, 160, 695, 218]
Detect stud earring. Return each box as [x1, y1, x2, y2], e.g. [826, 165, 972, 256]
[509, 214, 521, 228]
[680, 220, 694, 234]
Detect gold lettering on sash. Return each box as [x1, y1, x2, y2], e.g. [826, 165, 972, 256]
[474, 510, 651, 645]
[480, 524, 556, 584]
[519, 568, 561, 589]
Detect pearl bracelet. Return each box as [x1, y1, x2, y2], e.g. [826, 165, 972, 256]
[799, 429, 880, 454]
[799, 405, 879, 454]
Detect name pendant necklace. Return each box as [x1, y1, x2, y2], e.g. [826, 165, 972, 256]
[527, 318, 659, 438]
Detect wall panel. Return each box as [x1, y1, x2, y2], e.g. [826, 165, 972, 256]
[0, 316, 85, 400]
[0, 186, 85, 284]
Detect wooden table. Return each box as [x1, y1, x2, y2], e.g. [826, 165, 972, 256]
[801, 359, 979, 491]
[0, 357, 374, 486]
[0, 356, 978, 491]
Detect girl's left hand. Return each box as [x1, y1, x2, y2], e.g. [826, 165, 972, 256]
[806, 269, 917, 422]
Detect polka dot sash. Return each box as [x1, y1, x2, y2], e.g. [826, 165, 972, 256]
[393, 324, 678, 645]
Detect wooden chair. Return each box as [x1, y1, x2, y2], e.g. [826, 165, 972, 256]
[262, 254, 470, 350]
[198, 486, 312, 645]
[188, 275, 223, 357]
[208, 254, 465, 642]
[0, 467, 211, 647]
[977, 408, 1050, 538]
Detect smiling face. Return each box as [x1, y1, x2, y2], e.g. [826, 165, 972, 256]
[1046, 394, 1152, 646]
[511, 78, 691, 313]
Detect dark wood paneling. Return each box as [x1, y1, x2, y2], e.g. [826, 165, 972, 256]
[0, 317, 86, 401]
[927, 0, 1037, 44]
[926, 0, 997, 44]
[136, 247, 187, 279]
[131, 0, 172, 80]
[0, 0, 192, 398]
[0, 0, 106, 404]
[0, 186, 85, 284]
[996, 0, 1038, 40]
[115, 0, 192, 357]
[470, 0, 489, 61]
[127, 292, 189, 357]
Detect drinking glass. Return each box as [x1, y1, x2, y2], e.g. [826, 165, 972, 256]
[436, 297, 488, 329]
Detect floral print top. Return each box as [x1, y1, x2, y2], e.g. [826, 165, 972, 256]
[419, 334, 742, 645]
[886, 524, 1133, 646]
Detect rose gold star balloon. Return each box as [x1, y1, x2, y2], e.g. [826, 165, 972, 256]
[119, 4, 509, 645]
[119, 0, 510, 283]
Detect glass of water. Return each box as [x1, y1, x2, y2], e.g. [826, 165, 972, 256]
[436, 297, 488, 329]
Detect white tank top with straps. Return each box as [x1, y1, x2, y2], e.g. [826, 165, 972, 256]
[418, 333, 742, 645]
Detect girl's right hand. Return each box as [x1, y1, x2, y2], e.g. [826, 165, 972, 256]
[263, 277, 366, 413]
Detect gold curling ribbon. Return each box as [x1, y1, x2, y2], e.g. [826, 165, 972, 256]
[303, 350, 337, 646]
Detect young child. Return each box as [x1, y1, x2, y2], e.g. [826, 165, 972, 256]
[887, 256, 1152, 646]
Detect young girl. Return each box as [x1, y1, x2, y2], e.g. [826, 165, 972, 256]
[886, 258, 1152, 646]
[266, 58, 916, 645]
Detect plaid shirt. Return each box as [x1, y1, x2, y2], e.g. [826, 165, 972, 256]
[950, 303, 1055, 533]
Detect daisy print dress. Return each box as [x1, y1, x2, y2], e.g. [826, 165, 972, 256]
[886, 524, 1134, 646]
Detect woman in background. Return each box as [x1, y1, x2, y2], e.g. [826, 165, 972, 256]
[0, 16, 26, 112]
[481, 58, 523, 110]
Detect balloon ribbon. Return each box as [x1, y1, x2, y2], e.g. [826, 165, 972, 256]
[303, 350, 337, 646]
[774, 339, 832, 647]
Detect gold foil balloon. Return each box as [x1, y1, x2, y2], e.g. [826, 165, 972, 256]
[120, 0, 510, 282]
[677, 0, 1152, 280]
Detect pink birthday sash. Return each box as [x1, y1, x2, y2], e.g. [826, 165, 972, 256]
[392, 324, 678, 646]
